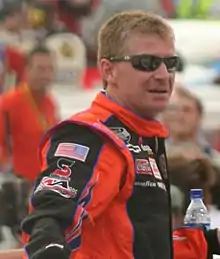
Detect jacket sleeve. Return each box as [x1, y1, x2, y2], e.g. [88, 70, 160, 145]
[21, 122, 126, 259]
[205, 229, 220, 256]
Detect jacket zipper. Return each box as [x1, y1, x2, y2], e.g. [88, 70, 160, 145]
[155, 137, 158, 154]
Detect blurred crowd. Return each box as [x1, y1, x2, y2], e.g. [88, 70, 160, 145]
[0, 0, 220, 251]
[163, 85, 220, 230]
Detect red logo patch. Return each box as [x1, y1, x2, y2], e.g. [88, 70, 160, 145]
[135, 159, 152, 175]
[52, 158, 75, 179]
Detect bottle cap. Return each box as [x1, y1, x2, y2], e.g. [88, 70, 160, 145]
[190, 189, 203, 199]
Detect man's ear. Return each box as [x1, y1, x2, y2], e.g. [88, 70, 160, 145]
[98, 59, 117, 86]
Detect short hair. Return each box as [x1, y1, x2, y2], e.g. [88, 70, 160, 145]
[27, 44, 52, 65]
[175, 86, 204, 115]
[97, 10, 174, 61]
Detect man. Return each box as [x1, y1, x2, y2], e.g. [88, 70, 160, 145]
[21, 11, 219, 259]
[0, 45, 59, 182]
[0, 45, 59, 251]
[22, 11, 175, 259]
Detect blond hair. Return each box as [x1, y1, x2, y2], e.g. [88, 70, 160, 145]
[175, 85, 204, 115]
[97, 10, 174, 61]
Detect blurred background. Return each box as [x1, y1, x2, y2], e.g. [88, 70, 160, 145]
[0, 0, 220, 250]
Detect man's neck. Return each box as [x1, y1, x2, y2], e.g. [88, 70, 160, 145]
[27, 79, 47, 103]
[105, 88, 120, 104]
[105, 88, 157, 120]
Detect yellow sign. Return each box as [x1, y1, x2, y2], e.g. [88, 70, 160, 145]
[28, 8, 45, 28]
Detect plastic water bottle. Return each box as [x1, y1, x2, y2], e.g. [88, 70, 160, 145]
[184, 189, 210, 230]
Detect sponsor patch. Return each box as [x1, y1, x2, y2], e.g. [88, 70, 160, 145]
[35, 176, 78, 198]
[126, 143, 154, 154]
[135, 159, 152, 175]
[127, 143, 142, 153]
[55, 143, 89, 162]
[149, 157, 162, 180]
[134, 180, 157, 188]
[92, 122, 125, 149]
[110, 127, 131, 143]
[173, 235, 187, 241]
[51, 158, 75, 180]
[140, 144, 154, 155]
[157, 182, 166, 191]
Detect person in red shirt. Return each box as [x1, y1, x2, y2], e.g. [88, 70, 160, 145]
[0, 45, 59, 182]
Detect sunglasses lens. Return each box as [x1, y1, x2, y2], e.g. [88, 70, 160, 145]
[140, 56, 161, 71]
[164, 57, 179, 72]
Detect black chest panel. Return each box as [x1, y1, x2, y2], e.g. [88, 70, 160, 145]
[104, 116, 172, 259]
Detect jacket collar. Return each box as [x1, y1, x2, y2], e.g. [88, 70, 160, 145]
[91, 91, 169, 138]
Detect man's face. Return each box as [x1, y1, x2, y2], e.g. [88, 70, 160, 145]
[167, 94, 202, 137]
[100, 33, 176, 118]
[27, 53, 55, 92]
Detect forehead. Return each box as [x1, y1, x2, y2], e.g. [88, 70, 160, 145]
[125, 33, 175, 56]
[30, 53, 53, 65]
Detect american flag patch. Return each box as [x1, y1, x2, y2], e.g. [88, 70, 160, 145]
[55, 143, 90, 162]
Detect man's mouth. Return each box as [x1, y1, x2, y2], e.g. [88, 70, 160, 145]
[148, 90, 168, 94]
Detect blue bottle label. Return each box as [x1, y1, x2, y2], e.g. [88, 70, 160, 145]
[185, 223, 210, 231]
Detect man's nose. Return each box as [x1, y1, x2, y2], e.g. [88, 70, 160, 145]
[154, 62, 170, 79]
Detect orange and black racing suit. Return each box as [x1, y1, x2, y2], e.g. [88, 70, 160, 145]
[22, 91, 173, 259]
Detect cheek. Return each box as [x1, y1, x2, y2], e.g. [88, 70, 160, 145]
[116, 67, 137, 86]
[190, 114, 200, 126]
[131, 71, 153, 90]
[33, 71, 40, 78]
[169, 74, 175, 90]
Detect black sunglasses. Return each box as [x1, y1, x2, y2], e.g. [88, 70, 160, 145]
[107, 54, 179, 73]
